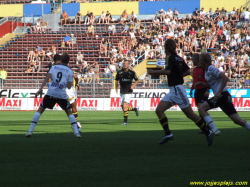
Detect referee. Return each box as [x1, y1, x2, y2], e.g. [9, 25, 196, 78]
[115, 60, 139, 125]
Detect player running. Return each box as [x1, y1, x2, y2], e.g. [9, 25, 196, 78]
[115, 60, 139, 125]
[25, 53, 81, 138]
[66, 72, 82, 132]
[148, 39, 213, 146]
[196, 53, 250, 133]
[190, 54, 220, 135]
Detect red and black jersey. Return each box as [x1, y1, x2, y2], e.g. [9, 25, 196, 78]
[191, 67, 207, 90]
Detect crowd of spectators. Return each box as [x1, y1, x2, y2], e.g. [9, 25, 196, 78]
[26, 6, 250, 87]
[25, 45, 57, 73]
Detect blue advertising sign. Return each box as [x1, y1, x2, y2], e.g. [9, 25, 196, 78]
[157, 59, 165, 66]
[186, 89, 250, 98]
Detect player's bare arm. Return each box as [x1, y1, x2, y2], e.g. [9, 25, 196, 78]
[36, 73, 52, 96]
[67, 81, 73, 89]
[74, 74, 80, 90]
[147, 69, 171, 75]
[115, 80, 119, 94]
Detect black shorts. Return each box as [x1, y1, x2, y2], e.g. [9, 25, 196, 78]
[40, 95, 71, 110]
[194, 88, 208, 106]
[207, 91, 237, 116]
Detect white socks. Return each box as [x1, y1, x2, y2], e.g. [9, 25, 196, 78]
[244, 121, 250, 131]
[204, 115, 218, 131]
[29, 112, 41, 132]
[68, 114, 79, 134]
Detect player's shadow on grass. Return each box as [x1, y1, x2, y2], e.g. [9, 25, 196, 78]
[0, 128, 249, 187]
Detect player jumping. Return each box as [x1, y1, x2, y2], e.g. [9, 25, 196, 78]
[196, 53, 250, 133]
[115, 60, 139, 125]
[148, 39, 213, 146]
[25, 53, 81, 138]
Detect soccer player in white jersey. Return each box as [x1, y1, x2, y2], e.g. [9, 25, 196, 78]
[196, 53, 250, 133]
[25, 54, 81, 138]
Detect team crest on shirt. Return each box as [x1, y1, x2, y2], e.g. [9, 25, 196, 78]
[198, 75, 201, 78]
[209, 67, 214, 71]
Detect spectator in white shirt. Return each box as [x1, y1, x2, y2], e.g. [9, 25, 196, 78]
[166, 8, 173, 18]
[76, 52, 84, 64]
[159, 9, 166, 22]
[130, 11, 137, 22]
[200, 7, 206, 16]
[164, 15, 170, 25]
[153, 16, 160, 25]
[98, 11, 106, 24]
[108, 23, 116, 36]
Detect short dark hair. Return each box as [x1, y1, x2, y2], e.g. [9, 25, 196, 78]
[61, 53, 70, 64]
[164, 39, 176, 55]
[192, 53, 199, 61]
[53, 54, 61, 62]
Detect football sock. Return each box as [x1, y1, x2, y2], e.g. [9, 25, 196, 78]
[128, 106, 135, 111]
[124, 111, 128, 123]
[29, 112, 41, 132]
[68, 114, 78, 134]
[73, 112, 78, 121]
[195, 117, 210, 136]
[244, 121, 250, 130]
[159, 116, 171, 135]
[204, 115, 217, 131]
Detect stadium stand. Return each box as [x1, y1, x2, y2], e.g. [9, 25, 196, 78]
[1, 1, 250, 97]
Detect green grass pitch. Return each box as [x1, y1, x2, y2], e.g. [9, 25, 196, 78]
[0, 111, 249, 187]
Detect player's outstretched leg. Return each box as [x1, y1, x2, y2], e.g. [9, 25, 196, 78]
[66, 108, 81, 138]
[182, 105, 213, 147]
[229, 113, 250, 131]
[25, 106, 45, 137]
[155, 101, 174, 145]
[128, 106, 139, 116]
[198, 102, 221, 136]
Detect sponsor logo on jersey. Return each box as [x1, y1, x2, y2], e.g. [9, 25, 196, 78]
[51, 82, 64, 89]
[122, 78, 131, 82]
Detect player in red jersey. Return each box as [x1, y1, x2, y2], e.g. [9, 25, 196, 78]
[190, 54, 210, 107]
[190, 54, 219, 134]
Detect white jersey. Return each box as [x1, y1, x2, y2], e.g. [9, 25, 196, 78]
[205, 65, 227, 95]
[47, 64, 73, 99]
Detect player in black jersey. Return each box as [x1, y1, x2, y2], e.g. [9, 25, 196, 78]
[115, 60, 140, 125]
[148, 39, 213, 146]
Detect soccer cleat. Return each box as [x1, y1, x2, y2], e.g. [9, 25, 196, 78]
[206, 130, 214, 147]
[74, 133, 81, 138]
[121, 122, 128, 126]
[78, 128, 82, 133]
[158, 133, 174, 145]
[77, 122, 82, 133]
[25, 131, 33, 138]
[212, 128, 221, 136]
[135, 107, 139, 116]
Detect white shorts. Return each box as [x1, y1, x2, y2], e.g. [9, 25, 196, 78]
[120, 93, 131, 105]
[161, 85, 190, 109]
[66, 87, 77, 104]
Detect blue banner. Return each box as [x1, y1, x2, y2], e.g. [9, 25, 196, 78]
[186, 89, 250, 98]
[157, 59, 165, 66]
